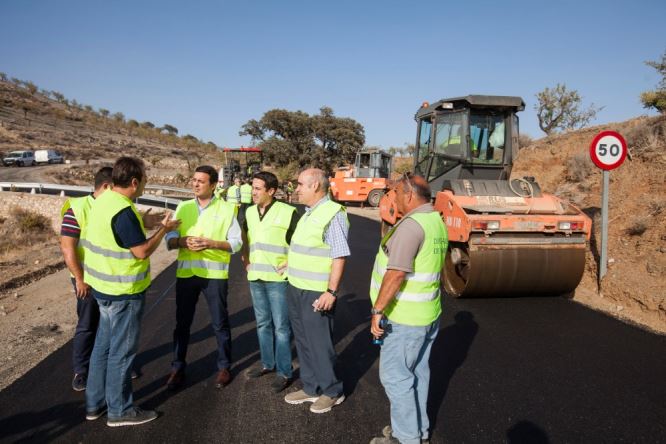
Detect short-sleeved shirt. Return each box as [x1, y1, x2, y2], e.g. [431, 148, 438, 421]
[384, 203, 434, 273]
[60, 207, 81, 238]
[92, 207, 147, 301]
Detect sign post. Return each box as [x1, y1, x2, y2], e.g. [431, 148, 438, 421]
[589, 131, 627, 282]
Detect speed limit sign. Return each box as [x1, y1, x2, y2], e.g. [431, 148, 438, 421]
[589, 130, 627, 170]
[589, 130, 627, 283]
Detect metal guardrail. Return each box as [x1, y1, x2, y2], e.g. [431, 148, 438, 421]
[0, 182, 190, 210]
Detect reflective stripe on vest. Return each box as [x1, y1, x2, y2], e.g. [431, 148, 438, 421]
[369, 211, 447, 326]
[240, 184, 252, 203]
[246, 201, 295, 281]
[287, 200, 346, 291]
[226, 185, 241, 204]
[175, 197, 236, 279]
[82, 190, 150, 296]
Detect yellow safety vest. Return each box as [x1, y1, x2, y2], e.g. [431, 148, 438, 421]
[175, 197, 236, 279]
[246, 201, 295, 282]
[227, 185, 241, 204]
[370, 211, 447, 326]
[82, 191, 150, 295]
[61, 195, 94, 271]
[240, 184, 252, 204]
[287, 200, 347, 291]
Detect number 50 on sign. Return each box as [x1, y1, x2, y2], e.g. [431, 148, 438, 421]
[589, 131, 627, 171]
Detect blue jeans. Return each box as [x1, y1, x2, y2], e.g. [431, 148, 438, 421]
[248, 280, 292, 378]
[379, 318, 440, 444]
[86, 296, 145, 419]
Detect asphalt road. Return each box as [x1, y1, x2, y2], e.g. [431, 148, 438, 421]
[0, 162, 72, 182]
[1, 214, 665, 444]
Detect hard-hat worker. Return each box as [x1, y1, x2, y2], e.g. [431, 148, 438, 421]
[60, 166, 113, 392]
[165, 165, 243, 391]
[283, 168, 350, 414]
[368, 174, 448, 444]
[227, 177, 242, 206]
[83, 157, 181, 427]
[240, 171, 300, 393]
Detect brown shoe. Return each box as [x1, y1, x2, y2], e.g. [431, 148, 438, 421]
[166, 369, 184, 391]
[215, 368, 232, 388]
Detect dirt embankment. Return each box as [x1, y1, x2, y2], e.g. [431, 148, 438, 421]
[513, 115, 666, 334]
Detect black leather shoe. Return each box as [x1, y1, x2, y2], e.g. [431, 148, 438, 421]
[271, 375, 290, 393]
[246, 366, 274, 379]
[166, 369, 184, 391]
[215, 368, 232, 388]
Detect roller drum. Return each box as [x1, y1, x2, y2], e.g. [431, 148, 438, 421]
[443, 234, 587, 298]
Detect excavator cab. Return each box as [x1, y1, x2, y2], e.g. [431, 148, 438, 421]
[355, 149, 392, 179]
[413, 95, 523, 195]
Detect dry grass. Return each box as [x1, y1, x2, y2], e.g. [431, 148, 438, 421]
[566, 152, 594, 182]
[0, 207, 55, 252]
[624, 115, 666, 160]
[625, 218, 649, 236]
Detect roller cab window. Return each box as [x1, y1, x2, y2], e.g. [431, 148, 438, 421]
[469, 112, 506, 165]
[415, 118, 432, 175]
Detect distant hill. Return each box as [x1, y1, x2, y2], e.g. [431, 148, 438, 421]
[0, 78, 221, 185]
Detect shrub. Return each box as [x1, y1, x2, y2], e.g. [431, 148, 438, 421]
[648, 198, 665, 216]
[624, 116, 666, 160]
[12, 207, 51, 233]
[566, 152, 595, 183]
[518, 133, 533, 148]
[625, 218, 648, 236]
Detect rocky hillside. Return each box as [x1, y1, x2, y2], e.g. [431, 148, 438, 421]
[0, 78, 222, 186]
[513, 115, 666, 333]
[1, 76, 663, 333]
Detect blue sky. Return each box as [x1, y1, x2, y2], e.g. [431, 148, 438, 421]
[1, 0, 664, 149]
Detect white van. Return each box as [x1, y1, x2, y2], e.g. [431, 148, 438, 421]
[35, 149, 64, 164]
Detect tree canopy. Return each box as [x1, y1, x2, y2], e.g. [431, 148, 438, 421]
[640, 49, 666, 113]
[239, 106, 365, 170]
[535, 84, 602, 135]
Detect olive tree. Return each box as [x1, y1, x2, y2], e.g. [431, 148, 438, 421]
[240, 106, 365, 170]
[535, 84, 602, 135]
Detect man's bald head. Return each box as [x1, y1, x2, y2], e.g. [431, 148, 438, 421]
[301, 168, 329, 193]
[296, 168, 330, 207]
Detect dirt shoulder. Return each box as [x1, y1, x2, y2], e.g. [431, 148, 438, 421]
[0, 193, 176, 391]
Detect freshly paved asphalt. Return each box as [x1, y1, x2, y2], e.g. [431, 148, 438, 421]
[1, 214, 665, 443]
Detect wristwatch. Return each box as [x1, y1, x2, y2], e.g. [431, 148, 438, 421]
[326, 288, 338, 297]
[370, 307, 383, 315]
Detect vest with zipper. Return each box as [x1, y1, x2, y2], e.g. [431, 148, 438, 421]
[175, 197, 237, 279]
